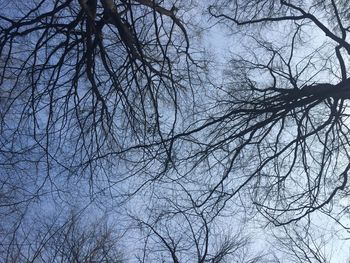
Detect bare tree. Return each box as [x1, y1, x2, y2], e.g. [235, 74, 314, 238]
[272, 223, 333, 263]
[0, 2, 202, 259]
[132, 204, 269, 263]
[163, 0, 350, 226]
[0, 0, 201, 199]
[0, 209, 125, 263]
[3, 0, 350, 262]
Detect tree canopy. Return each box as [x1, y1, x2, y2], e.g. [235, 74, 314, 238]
[1, 0, 350, 262]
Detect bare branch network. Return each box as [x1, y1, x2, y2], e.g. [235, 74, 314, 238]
[1, 0, 350, 262]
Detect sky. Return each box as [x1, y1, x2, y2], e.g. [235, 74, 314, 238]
[2, 1, 350, 262]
